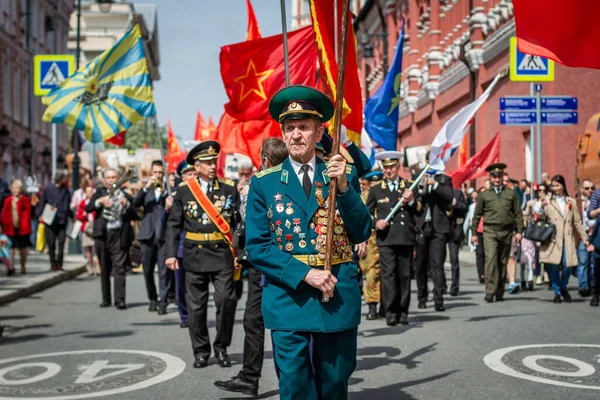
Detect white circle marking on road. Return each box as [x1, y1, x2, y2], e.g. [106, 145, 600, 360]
[484, 344, 600, 390]
[522, 355, 595, 378]
[0, 350, 186, 400]
[0, 363, 61, 386]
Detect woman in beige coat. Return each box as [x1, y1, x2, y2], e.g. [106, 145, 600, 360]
[535, 175, 593, 303]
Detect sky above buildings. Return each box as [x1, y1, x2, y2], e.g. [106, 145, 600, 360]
[131, 0, 292, 145]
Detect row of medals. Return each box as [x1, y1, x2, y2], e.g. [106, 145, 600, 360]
[266, 185, 352, 260]
[185, 195, 227, 225]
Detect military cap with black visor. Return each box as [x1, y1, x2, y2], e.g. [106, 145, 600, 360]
[186, 140, 220, 164]
[486, 163, 507, 177]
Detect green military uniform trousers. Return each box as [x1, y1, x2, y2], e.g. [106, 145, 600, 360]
[272, 328, 358, 400]
[483, 229, 513, 296]
[358, 230, 380, 303]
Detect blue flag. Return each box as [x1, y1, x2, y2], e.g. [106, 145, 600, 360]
[363, 21, 405, 151]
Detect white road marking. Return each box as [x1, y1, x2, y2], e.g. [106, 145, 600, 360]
[74, 360, 145, 384]
[0, 363, 61, 386]
[522, 355, 595, 377]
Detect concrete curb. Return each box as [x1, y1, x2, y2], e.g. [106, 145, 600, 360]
[0, 264, 88, 306]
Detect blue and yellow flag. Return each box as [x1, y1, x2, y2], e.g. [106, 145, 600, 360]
[42, 25, 156, 143]
[363, 21, 405, 151]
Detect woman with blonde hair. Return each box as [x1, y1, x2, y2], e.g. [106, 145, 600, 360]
[0, 179, 32, 274]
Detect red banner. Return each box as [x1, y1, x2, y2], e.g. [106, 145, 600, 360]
[447, 133, 500, 188]
[166, 119, 186, 173]
[514, 0, 600, 69]
[246, 0, 261, 41]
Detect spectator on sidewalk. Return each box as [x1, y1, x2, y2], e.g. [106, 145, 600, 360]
[37, 170, 72, 271]
[0, 226, 15, 276]
[77, 186, 99, 276]
[503, 174, 521, 294]
[585, 184, 600, 306]
[530, 183, 551, 287]
[464, 188, 485, 283]
[1, 180, 32, 274]
[536, 175, 591, 304]
[29, 187, 41, 252]
[577, 179, 595, 297]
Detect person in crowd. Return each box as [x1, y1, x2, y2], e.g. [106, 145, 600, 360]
[414, 168, 453, 310]
[77, 185, 99, 276]
[86, 168, 138, 309]
[484, 179, 491, 190]
[519, 179, 533, 210]
[166, 141, 239, 369]
[168, 172, 176, 189]
[236, 157, 254, 192]
[448, 187, 467, 296]
[1, 180, 31, 274]
[0, 225, 15, 276]
[464, 188, 485, 283]
[530, 183, 551, 287]
[542, 172, 552, 191]
[215, 137, 289, 397]
[503, 173, 521, 294]
[134, 160, 173, 315]
[471, 163, 524, 303]
[535, 175, 592, 303]
[29, 186, 41, 251]
[37, 170, 72, 271]
[577, 179, 595, 297]
[368, 152, 422, 324]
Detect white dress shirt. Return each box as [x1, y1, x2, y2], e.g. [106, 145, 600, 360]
[387, 178, 399, 193]
[556, 195, 566, 216]
[289, 156, 316, 185]
[199, 178, 212, 193]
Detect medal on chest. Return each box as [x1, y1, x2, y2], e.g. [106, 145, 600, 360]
[285, 234, 294, 252]
[285, 203, 294, 215]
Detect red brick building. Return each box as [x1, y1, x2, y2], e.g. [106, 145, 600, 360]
[354, 0, 600, 188]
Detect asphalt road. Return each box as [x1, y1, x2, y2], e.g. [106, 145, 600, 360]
[1, 257, 599, 400]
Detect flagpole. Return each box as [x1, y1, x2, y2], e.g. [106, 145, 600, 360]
[152, 115, 172, 196]
[279, 0, 290, 86]
[384, 165, 430, 223]
[334, 0, 338, 60]
[322, 0, 351, 303]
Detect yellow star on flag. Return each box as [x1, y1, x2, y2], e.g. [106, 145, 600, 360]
[234, 59, 274, 103]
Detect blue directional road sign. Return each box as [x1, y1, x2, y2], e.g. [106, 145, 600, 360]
[500, 112, 537, 125]
[509, 37, 555, 82]
[499, 97, 537, 111]
[541, 97, 578, 111]
[541, 112, 578, 125]
[33, 54, 75, 96]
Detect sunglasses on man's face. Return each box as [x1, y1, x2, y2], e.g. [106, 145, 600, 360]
[583, 187, 594, 191]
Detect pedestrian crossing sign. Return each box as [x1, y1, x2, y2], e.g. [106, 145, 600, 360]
[33, 54, 75, 96]
[510, 37, 555, 82]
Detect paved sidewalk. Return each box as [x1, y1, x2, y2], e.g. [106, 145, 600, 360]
[0, 251, 87, 305]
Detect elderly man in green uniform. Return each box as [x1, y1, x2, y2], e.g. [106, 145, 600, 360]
[245, 85, 372, 400]
[471, 163, 524, 302]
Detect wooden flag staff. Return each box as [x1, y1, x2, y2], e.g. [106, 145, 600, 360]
[323, 0, 351, 303]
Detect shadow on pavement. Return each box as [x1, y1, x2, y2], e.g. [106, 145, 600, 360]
[350, 370, 457, 399]
[355, 343, 438, 372]
[81, 330, 136, 339]
[441, 302, 478, 310]
[0, 314, 34, 321]
[219, 388, 280, 400]
[466, 313, 537, 322]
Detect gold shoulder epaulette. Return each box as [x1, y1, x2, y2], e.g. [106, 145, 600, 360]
[255, 164, 282, 178]
[178, 181, 188, 187]
[371, 180, 383, 186]
[218, 177, 235, 186]
[345, 165, 353, 175]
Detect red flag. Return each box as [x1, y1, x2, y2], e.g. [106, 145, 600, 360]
[106, 131, 126, 147]
[513, 0, 600, 69]
[246, 0, 261, 41]
[194, 111, 213, 142]
[447, 133, 500, 188]
[166, 119, 186, 173]
[208, 117, 217, 136]
[309, 0, 363, 144]
[220, 26, 317, 121]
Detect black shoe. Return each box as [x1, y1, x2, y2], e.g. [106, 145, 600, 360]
[434, 304, 445, 312]
[579, 289, 592, 298]
[528, 281, 534, 291]
[418, 301, 426, 309]
[216, 351, 231, 368]
[449, 288, 459, 297]
[115, 302, 127, 310]
[479, 276, 485, 284]
[553, 295, 562, 303]
[561, 290, 572, 303]
[495, 295, 505, 302]
[7, 269, 15, 276]
[214, 376, 258, 397]
[399, 313, 409, 325]
[386, 317, 398, 326]
[193, 355, 209, 369]
[520, 281, 527, 291]
[366, 304, 378, 320]
[442, 287, 448, 295]
[148, 300, 157, 312]
[180, 322, 189, 328]
[157, 303, 167, 315]
[484, 294, 494, 303]
[590, 295, 599, 307]
[167, 296, 176, 304]
[99, 301, 111, 308]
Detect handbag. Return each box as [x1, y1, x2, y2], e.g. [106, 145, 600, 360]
[524, 219, 556, 244]
[36, 223, 46, 252]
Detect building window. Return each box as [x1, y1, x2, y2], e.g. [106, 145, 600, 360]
[13, 66, 20, 122]
[23, 71, 29, 128]
[2, 52, 10, 117]
[10, 0, 17, 35]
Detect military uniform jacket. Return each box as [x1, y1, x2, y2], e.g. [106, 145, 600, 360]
[471, 186, 524, 235]
[166, 177, 239, 273]
[246, 157, 372, 333]
[366, 179, 423, 247]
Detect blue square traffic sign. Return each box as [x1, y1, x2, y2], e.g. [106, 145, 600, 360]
[509, 38, 555, 82]
[33, 55, 75, 96]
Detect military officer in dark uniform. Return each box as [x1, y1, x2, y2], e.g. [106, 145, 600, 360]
[246, 85, 372, 400]
[367, 152, 423, 326]
[471, 163, 524, 302]
[166, 140, 240, 368]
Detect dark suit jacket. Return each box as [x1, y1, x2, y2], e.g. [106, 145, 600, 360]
[133, 186, 168, 243]
[416, 173, 454, 236]
[449, 189, 467, 243]
[366, 179, 424, 247]
[85, 186, 138, 249]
